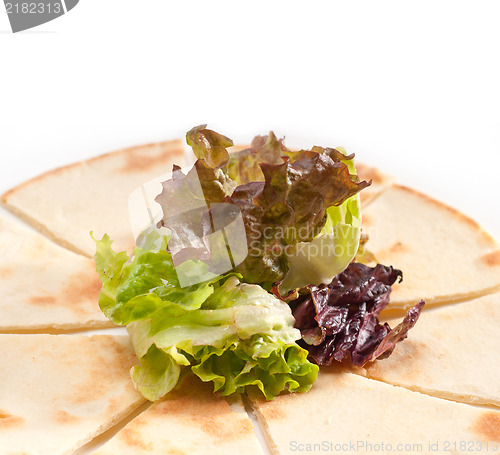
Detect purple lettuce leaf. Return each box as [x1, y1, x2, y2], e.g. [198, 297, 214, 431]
[154, 160, 236, 266]
[155, 127, 370, 285]
[227, 152, 370, 284]
[286, 262, 424, 367]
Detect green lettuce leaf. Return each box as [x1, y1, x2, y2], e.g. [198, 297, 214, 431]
[192, 335, 317, 400]
[93, 231, 318, 401]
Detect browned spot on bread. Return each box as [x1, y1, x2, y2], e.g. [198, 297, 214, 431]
[362, 214, 372, 227]
[360, 191, 374, 205]
[387, 241, 406, 255]
[58, 265, 102, 316]
[0, 410, 24, 429]
[66, 336, 138, 405]
[260, 401, 286, 421]
[473, 412, 500, 441]
[64, 267, 102, 303]
[0, 266, 13, 278]
[375, 241, 407, 263]
[121, 427, 153, 451]
[118, 144, 185, 174]
[151, 375, 253, 442]
[55, 410, 80, 424]
[481, 250, 500, 267]
[25, 264, 102, 315]
[28, 295, 57, 306]
[356, 163, 384, 184]
[1, 141, 184, 202]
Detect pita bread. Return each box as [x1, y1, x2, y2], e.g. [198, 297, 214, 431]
[93, 374, 264, 455]
[1, 140, 186, 257]
[0, 212, 114, 331]
[355, 292, 500, 407]
[0, 334, 146, 455]
[355, 162, 394, 206]
[362, 184, 500, 309]
[248, 368, 500, 455]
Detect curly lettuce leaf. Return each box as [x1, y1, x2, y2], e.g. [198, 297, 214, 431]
[93, 229, 222, 324]
[155, 127, 370, 289]
[287, 262, 424, 367]
[153, 160, 238, 269]
[280, 147, 363, 292]
[192, 335, 317, 400]
[227, 150, 369, 285]
[227, 132, 302, 184]
[93, 231, 318, 401]
[186, 124, 233, 169]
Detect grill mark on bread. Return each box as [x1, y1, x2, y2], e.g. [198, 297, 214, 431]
[480, 250, 500, 267]
[387, 241, 407, 255]
[356, 163, 384, 185]
[0, 410, 24, 429]
[121, 427, 153, 451]
[118, 145, 184, 174]
[259, 401, 286, 421]
[61, 268, 102, 308]
[55, 410, 80, 424]
[0, 267, 13, 278]
[150, 375, 253, 441]
[27, 266, 103, 316]
[66, 336, 138, 405]
[362, 214, 372, 227]
[473, 412, 500, 441]
[1, 140, 184, 201]
[28, 295, 57, 306]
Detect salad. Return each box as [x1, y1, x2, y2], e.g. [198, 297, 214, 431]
[93, 125, 424, 401]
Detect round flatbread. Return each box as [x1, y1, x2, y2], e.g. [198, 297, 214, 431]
[1, 138, 500, 454]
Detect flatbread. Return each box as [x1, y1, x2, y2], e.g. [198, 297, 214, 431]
[355, 162, 394, 206]
[0, 334, 146, 455]
[0, 212, 113, 331]
[355, 292, 500, 407]
[362, 184, 500, 308]
[1, 140, 186, 257]
[93, 374, 264, 455]
[0, 139, 386, 259]
[248, 368, 500, 455]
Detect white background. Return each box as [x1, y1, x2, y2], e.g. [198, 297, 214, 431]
[1, 0, 499, 237]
